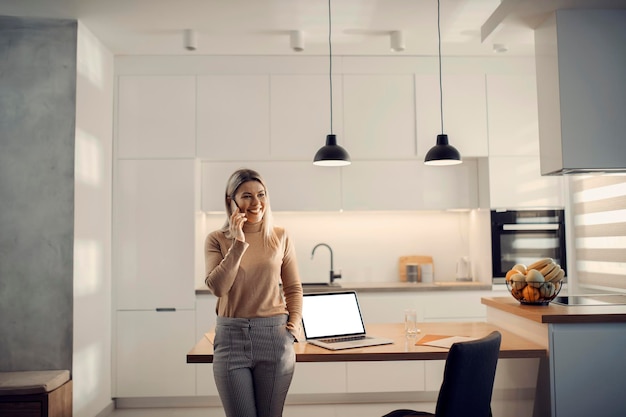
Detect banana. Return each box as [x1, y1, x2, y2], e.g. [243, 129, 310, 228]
[528, 258, 554, 271]
[543, 265, 561, 282]
[550, 268, 565, 283]
[540, 262, 557, 277]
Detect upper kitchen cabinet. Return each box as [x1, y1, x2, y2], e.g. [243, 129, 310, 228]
[415, 74, 488, 158]
[342, 160, 478, 211]
[486, 74, 540, 156]
[114, 159, 196, 310]
[117, 75, 196, 158]
[342, 75, 416, 159]
[488, 156, 564, 209]
[270, 75, 342, 160]
[196, 75, 271, 160]
[201, 161, 341, 212]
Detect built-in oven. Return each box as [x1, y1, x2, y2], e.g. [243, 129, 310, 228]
[491, 209, 566, 284]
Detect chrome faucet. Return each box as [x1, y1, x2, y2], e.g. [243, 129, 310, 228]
[311, 243, 342, 284]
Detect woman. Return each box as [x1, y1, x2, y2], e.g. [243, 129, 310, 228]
[204, 168, 303, 417]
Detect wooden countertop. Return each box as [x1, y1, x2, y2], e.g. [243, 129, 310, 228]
[482, 296, 626, 324]
[187, 322, 546, 363]
[196, 281, 492, 295]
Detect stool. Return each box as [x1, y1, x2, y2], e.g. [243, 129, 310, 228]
[0, 370, 72, 417]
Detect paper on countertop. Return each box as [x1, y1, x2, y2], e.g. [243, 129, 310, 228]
[416, 334, 478, 349]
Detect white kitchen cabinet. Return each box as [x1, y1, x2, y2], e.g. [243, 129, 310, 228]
[270, 74, 343, 160]
[200, 161, 342, 212]
[421, 292, 488, 322]
[486, 74, 540, 157]
[485, 74, 564, 209]
[416, 74, 488, 158]
[341, 161, 421, 210]
[290, 363, 347, 394]
[347, 361, 425, 393]
[488, 156, 564, 209]
[114, 159, 196, 310]
[115, 310, 196, 397]
[196, 75, 271, 160]
[341, 160, 478, 211]
[116, 75, 196, 158]
[343, 74, 416, 159]
[356, 290, 496, 325]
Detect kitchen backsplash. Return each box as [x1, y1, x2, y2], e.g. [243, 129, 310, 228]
[196, 210, 492, 288]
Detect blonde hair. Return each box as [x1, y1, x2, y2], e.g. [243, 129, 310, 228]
[221, 168, 279, 249]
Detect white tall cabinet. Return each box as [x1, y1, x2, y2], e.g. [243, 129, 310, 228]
[114, 72, 199, 399]
[113, 158, 197, 397]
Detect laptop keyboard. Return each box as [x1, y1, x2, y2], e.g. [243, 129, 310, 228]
[319, 335, 366, 344]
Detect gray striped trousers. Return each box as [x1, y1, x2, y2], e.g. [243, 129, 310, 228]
[213, 315, 296, 417]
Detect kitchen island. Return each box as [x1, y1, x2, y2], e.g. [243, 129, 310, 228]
[482, 297, 626, 417]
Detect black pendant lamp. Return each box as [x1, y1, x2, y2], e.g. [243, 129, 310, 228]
[424, 0, 462, 166]
[313, 0, 351, 167]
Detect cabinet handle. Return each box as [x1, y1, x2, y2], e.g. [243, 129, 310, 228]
[156, 307, 176, 312]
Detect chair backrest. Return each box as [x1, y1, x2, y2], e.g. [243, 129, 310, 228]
[434, 331, 502, 417]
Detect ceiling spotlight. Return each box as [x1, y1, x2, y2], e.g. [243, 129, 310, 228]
[183, 29, 197, 51]
[290, 30, 304, 52]
[390, 30, 405, 52]
[493, 43, 508, 53]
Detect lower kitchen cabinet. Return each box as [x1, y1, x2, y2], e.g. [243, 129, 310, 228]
[115, 310, 196, 397]
[195, 295, 218, 396]
[290, 363, 346, 394]
[196, 364, 217, 396]
[347, 361, 425, 393]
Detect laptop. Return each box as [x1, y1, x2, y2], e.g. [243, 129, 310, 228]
[301, 291, 394, 350]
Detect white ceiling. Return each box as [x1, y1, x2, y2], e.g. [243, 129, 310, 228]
[2, 0, 626, 57]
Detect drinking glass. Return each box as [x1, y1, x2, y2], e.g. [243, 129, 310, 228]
[404, 308, 419, 338]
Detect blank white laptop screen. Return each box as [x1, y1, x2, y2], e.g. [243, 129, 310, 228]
[302, 291, 366, 339]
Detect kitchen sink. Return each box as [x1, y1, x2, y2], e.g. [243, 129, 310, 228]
[552, 294, 626, 306]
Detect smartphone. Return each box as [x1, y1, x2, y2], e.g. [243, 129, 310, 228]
[231, 198, 243, 213]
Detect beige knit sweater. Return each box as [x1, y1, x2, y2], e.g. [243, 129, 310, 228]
[204, 221, 303, 337]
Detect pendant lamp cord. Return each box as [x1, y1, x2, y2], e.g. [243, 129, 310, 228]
[328, 0, 334, 135]
[437, 0, 444, 135]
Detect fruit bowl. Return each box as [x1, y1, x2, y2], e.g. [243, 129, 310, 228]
[506, 279, 563, 305]
[504, 258, 565, 305]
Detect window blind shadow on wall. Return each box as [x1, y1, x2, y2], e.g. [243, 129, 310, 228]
[571, 175, 626, 290]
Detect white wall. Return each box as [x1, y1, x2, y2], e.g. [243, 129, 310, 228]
[73, 22, 115, 417]
[197, 209, 492, 287]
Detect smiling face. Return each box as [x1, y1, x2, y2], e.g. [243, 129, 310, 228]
[232, 180, 266, 224]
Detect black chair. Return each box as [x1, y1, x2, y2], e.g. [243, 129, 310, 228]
[383, 331, 502, 417]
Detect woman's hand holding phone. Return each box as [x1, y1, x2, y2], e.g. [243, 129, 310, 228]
[229, 200, 246, 242]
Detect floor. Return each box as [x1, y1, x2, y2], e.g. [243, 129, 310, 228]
[104, 403, 422, 417]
